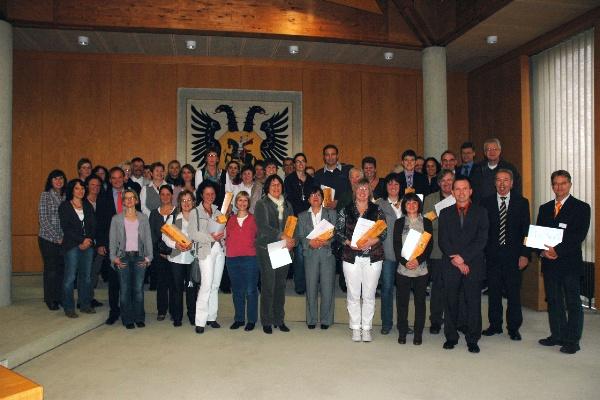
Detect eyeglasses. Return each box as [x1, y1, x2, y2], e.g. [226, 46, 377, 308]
[181, 199, 194, 203]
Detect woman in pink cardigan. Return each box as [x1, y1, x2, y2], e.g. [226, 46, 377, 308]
[225, 191, 258, 331]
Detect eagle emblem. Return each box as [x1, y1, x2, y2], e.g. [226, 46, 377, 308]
[190, 104, 289, 169]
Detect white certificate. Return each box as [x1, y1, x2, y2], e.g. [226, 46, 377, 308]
[417, 194, 424, 202]
[267, 240, 292, 269]
[350, 217, 375, 248]
[306, 219, 335, 239]
[401, 229, 422, 260]
[208, 218, 226, 234]
[434, 195, 456, 216]
[525, 225, 564, 250]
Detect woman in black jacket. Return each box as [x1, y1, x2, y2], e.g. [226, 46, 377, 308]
[58, 179, 97, 318]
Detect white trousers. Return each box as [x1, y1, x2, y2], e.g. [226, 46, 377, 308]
[195, 243, 225, 327]
[343, 257, 382, 330]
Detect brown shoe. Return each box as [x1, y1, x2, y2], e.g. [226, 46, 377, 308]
[65, 311, 79, 318]
[80, 307, 96, 314]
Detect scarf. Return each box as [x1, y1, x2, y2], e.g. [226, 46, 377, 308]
[268, 194, 285, 220]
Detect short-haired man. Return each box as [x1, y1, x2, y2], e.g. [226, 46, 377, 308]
[438, 177, 489, 353]
[362, 156, 386, 200]
[440, 150, 460, 176]
[282, 157, 295, 177]
[470, 138, 522, 202]
[536, 170, 590, 354]
[130, 157, 148, 187]
[480, 169, 530, 341]
[398, 149, 430, 196]
[313, 144, 353, 210]
[77, 158, 93, 181]
[458, 142, 476, 177]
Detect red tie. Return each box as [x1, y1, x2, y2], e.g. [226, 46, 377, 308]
[117, 192, 123, 213]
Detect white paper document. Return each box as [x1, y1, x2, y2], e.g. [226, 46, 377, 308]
[434, 195, 456, 216]
[525, 225, 564, 250]
[350, 217, 375, 248]
[306, 219, 335, 239]
[417, 194, 424, 202]
[267, 240, 292, 269]
[401, 229, 422, 260]
[208, 218, 226, 234]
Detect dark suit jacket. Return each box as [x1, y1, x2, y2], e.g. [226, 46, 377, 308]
[481, 191, 530, 262]
[393, 216, 434, 266]
[254, 196, 295, 249]
[95, 189, 118, 248]
[535, 195, 591, 276]
[58, 200, 96, 253]
[399, 171, 430, 197]
[438, 203, 489, 281]
[470, 159, 522, 203]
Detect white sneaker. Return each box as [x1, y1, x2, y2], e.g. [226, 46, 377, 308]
[352, 329, 362, 342]
[362, 329, 373, 342]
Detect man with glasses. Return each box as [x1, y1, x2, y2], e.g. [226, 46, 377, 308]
[470, 138, 521, 203]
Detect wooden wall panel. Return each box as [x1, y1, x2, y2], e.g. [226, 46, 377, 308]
[12, 236, 43, 273]
[447, 72, 469, 156]
[302, 68, 363, 169]
[177, 64, 241, 90]
[110, 62, 178, 165]
[240, 66, 303, 91]
[361, 72, 420, 174]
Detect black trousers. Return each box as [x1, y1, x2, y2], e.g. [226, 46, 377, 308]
[106, 262, 121, 319]
[154, 256, 173, 316]
[428, 259, 444, 327]
[396, 273, 429, 338]
[38, 237, 64, 306]
[170, 262, 198, 324]
[257, 247, 289, 326]
[543, 270, 583, 345]
[487, 254, 523, 332]
[443, 265, 482, 344]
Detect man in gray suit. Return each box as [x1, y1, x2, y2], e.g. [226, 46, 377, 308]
[296, 186, 337, 329]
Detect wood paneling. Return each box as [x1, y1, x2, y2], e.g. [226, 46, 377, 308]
[12, 236, 43, 273]
[240, 66, 303, 92]
[177, 64, 242, 90]
[447, 72, 469, 155]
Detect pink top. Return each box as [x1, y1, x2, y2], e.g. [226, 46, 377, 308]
[225, 214, 257, 257]
[124, 218, 139, 251]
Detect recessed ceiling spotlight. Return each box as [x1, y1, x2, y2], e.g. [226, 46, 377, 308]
[486, 35, 498, 45]
[78, 36, 89, 46]
[384, 51, 394, 61]
[289, 45, 299, 55]
[186, 40, 197, 50]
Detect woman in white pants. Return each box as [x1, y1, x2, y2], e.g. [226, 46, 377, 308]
[189, 180, 225, 334]
[334, 179, 387, 342]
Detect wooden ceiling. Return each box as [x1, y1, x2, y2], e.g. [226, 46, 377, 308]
[4, 0, 600, 71]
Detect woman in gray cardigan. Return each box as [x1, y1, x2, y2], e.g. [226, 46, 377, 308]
[109, 189, 153, 329]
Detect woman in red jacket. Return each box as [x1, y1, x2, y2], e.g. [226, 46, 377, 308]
[225, 191, 258, 331]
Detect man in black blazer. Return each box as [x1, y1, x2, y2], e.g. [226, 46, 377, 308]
[398, 149, 430, 197]
[536, 170, 590, 354]
[481, 169, 530, 340]
[439, 177, 489, 353]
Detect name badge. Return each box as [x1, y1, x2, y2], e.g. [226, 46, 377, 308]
[559, 223, 567, 229]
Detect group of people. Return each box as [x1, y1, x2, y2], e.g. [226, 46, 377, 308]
[38, 138, 590, 354]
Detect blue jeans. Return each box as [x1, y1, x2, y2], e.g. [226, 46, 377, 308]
[293, 244, 306, 293]
[227, 256, 259, 323]
[380, 259, 397, 330]
[117, 255, 146, 325]
[63, 246, 93, 312]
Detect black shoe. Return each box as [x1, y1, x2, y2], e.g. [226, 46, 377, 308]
[307, 324, 316, 329]
[381, 327, 391, 335]
[173, 320, 182, 327]
[80, 307, 96, 314]
[443, 340, 457, 350]
[539, 336, 561, 346]
[398, 336, 406, 344]
[279, 323, 290, 332]
[559, 343, 580, 354]
[413, 337, 422, 346]
[230, 321, 244, 330]
[47, 302, 59, 311]
[509, 331, 522, 341]
[135, 322, 145, 328]
[208, 321, 221, 328]
[244, 323, 255, 331]
[321, 324, 329, 330]
[295, 290, 306, 295]
[482, 326, 503, 336]
[429, 325, 441, 334]
[157, 314, 166, 321]
[195, 326, 205, 334]
[91, 299, 103, 307]
[105, 315, 119, 325]
[263, 325, 273, 334]
[467, 343, 480, 353]
[125, 323, 135, 329]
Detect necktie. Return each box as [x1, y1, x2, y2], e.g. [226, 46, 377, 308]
[459, 207, 465, 228]
[462, 165, 470, 176]
[499, 197, 507, 245]
[554, 201, 562, 218]
[117, 192, 123, 213]
[407, 173, 413, 188]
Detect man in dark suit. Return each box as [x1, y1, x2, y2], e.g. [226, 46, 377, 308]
[313, 144, 353, 210]
[536, 170, 590, 354]
[481, 169, 530, 340]
[439, 177, 489, 353]
[398, 149, 430, 196]
[458, 141, 476, 178]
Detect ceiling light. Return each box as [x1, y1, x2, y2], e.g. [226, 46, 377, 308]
[288, 45, 299, 55]
[486, 35, 498, 45]
[186, 40, 196, 50]
[78, 36, 89, 46]
[384, 51, 394, 61]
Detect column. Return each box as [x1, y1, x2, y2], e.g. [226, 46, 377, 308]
[0, 20, 13, 307]
[422, 46, 448, 159]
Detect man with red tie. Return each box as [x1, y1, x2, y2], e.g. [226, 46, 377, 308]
[535, 170, 590, 354]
